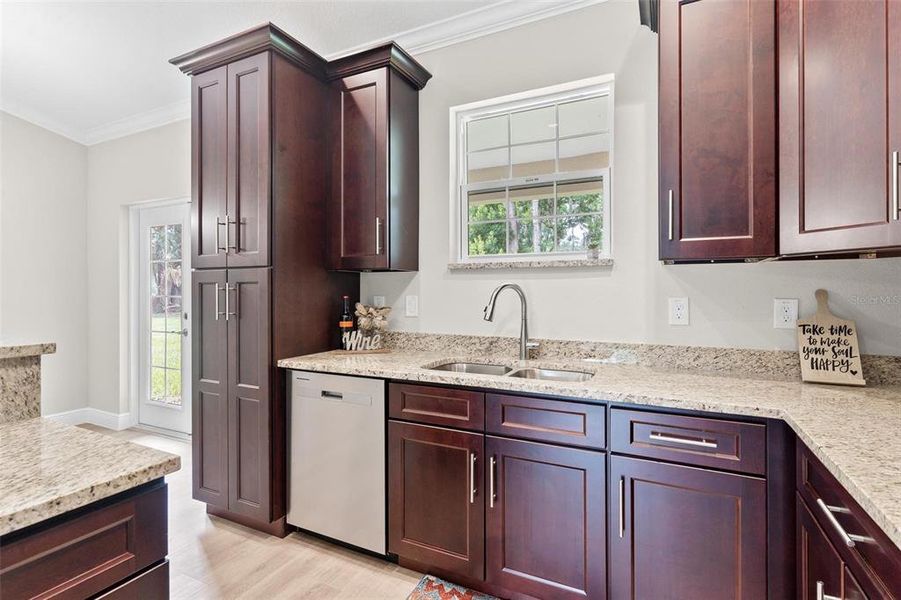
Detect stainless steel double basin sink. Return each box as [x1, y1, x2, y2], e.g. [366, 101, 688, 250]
[429, 361, 593, 382]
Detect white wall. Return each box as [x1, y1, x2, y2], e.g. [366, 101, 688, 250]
[86, 120, 190, 415]
[0, 112, 89, 414]
[362, 0, 901, 356]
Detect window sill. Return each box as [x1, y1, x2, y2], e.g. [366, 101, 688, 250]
[447, 257, 614, 271]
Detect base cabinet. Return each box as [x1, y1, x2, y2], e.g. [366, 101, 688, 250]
[387, 421, 485, 580]
[485, 436, 605, 600]
[608, 455, 766, 599]
[797, 495, 867, 600]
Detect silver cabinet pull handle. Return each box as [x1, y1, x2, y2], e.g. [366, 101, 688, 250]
[489, 456, 497, 509]
[469, 453, 477, 504]
[375, 217, 383, 255]
[228, 217, 239, 252]
[223, 284, 237, 321]
[618, 476, 625, 539]
[667, 189, 674, 241]
[816, 497, 857, 548]
[892, 150, 899, 220]
[816, 581, 841, 600]
[216, 217, 226, 253]
[215, 283, 222, 320]
[649, 432, 718, 449]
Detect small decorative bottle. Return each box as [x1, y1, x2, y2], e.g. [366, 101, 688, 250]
[339, 296, 354, 348]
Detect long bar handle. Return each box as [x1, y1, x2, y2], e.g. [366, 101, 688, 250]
[375, 217, 383, 255]
[667, 190, 674, 241]
[228, 217, 239, 251]
[224, 284, 237, 321]
[816, 498, 856, 548]
[649, 431, 718, 449]
[216, 217, 225, 253]
[215, 283, 222, 321]
[892, 150, 899, 220]
[618, 476, 625, 538]
[489, 456, 497, 509]
[470, 453, 477, 505]
[816, 581, 841, 600]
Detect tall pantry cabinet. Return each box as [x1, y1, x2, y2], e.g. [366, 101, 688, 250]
[171, 24, 359, 535]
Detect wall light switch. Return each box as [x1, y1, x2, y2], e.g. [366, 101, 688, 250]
[773, 298, 799, 329]
[405, 295, 419, 317]
[372, 295, 386, 308]
[668, 297, 690, 326]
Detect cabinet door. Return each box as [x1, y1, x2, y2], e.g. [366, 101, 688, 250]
[226, 267, 271, 521]
[779, 0, 901, 253]
[192, 270, 228, 507]
[609, 455, 766, 599]
[226, 53, 271, 268]
[388, 421, 484, 580]
[658, 0, 776, 260]
[191, 66, 228, 269]
[330, 69, 389, 271]
[485, 437, 605, 600]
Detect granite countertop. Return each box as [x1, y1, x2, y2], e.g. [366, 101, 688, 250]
[0, 340, 56, 360]
[278, 349, 901, 551]
[0, 419, 180, 535]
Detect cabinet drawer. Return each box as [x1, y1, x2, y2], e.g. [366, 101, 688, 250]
[610, 408, 766, 475]
[797, 444, 901, 597]
[486, 394, 605, 449]
[0, 482, 168, 600]
[97, 560, 169, 599]
[389, 383, 484, 431]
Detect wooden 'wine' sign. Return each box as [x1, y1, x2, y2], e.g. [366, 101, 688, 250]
[797, 289, 866, 386]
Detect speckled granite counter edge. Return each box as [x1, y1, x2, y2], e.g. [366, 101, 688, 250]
[277, 351, 901, 551]
[0, 342, 57, 360]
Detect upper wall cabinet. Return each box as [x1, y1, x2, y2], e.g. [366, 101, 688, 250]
[779, 0, 901, 255]
[327, 45, 431, 272]
[658, 0, 777, 261]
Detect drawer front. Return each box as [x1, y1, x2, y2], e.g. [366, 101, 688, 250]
[0, 482, 168, 600]
[486, 394, 605, 449]
[389, 383, 484, 431]
[97, 560, 170, 599]
[610, 408, 766, 475]
[797, 445, 901, 598]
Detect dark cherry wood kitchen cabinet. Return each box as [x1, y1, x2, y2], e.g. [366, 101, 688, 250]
[658, 0, 777, 261]
[797, 495, 867, 600]
[485, 436, 606, 600]
[609, 455, 767, 599]
[173, 24, 360, 536]
[191, 269, 228, 509]
[779, 0, 901, 255]
[328, 45, 431, 271]
[388, 420, 485, 580]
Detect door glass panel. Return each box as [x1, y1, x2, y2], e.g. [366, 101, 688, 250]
[148, 223, 184, 406]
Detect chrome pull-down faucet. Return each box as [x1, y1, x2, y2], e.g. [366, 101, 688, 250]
[483, 283, 539, 360]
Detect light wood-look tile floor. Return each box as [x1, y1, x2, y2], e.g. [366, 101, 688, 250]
[80, 425, 422, 600]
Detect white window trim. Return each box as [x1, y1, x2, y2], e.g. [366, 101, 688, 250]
[448, 74, 615, 265]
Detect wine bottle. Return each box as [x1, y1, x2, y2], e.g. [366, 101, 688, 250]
[339, 296, 354, 342]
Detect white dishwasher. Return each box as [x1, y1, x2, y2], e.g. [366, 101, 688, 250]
[287, 370, 385, 554]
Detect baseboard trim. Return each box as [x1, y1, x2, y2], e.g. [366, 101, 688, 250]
[45, 408, 134, 431]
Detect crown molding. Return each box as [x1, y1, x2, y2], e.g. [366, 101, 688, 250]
[324, 0, 608, 59]
[0, 105, 89, 146]
[82, 99, 190, 146]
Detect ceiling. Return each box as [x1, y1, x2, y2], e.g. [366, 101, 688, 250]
[0, 0, 601, 145]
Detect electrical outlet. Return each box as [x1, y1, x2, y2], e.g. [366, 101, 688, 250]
[405, 295, 419, 317]
[372, 295, 386, 308]
[668, 297, 690, 326]
[773, 298, 799, 329]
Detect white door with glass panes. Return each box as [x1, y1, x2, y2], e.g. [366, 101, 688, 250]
[138, 203, 191, 434]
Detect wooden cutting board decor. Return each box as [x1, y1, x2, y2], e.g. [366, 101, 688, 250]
[797, 289, 866, 386]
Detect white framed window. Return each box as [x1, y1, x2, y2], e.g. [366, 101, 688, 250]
[449, 75, 614, 265]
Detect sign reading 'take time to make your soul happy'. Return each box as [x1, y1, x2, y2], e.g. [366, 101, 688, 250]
[796, 290, 866, 387]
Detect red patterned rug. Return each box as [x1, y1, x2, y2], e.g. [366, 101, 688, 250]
[407, 575, 499, 600]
